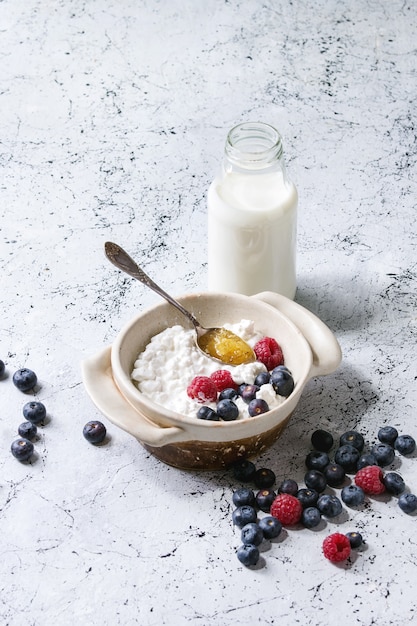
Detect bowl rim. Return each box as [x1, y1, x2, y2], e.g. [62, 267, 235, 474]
[110, 291, 313, 429]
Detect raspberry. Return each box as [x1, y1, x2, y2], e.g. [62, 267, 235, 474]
[186, 376, 217, 403]
[322, 533, 351, 563]
[354, 465, 386, 495]
[270, 493, 302, 525]
[210, 370, 237, 392]
[254, 337, 284, 371]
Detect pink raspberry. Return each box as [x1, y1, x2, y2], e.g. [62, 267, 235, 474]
[210, 370, 238, 392]
[270, 493, 302, 525]
[186, 376, 217, 403]
[254, 337, 284, 371]
[322, 533, 351, 563]
[355, 465, 386, 495]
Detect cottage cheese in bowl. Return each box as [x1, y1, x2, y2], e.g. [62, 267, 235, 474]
[131, 319, 287, 420]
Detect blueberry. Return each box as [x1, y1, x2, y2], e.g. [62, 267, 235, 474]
[241, 522, 264, 546]
[305, 450, 330, 471]
[218, 387, 238, 401]
[340, 430, 365, 451]
[216, 399, 239, 421]
[394, 435, 416, 456]
[270, 368, 294, 397]
[317, 494, 343, 518]
[297, 488, 319, 508]
[11, 438, 34, 461]
[248, 398, 269, 417]
[236, 543, 259, 566]
[311, 429, 334, 452]
[232, 505, 257, 528]
[83, 420, 107, 444]
[278, 478, 299, 496]
[357, 452, 378, 470]
[341, 484, 365, 507]
[0, 360, 5, 378]
[324, 462, 346, 487]
[371, 443, 395, 467]
[18, 421, 37, 440]
[378, 426, 399, 445]
[23, 401, 46, 424]
[197, 406, 220, 421]
[334, 444, 360, 473]
[254, 468, 276, 489]
[304, 470, 327, 493]
[258, 515, 282, 539]
[346, 531, 363, 549]
[13, 368, 37, 391]
[256, 488, 276, 512]
[398, 493, 417, 514]
[240, 384, 259, 404]
[254, 371, 270, 386]
[301, 506, 322, 528]
[232, 459, 256, 482]
[232, 488, 256, 507]
[383, 472, 406, 495]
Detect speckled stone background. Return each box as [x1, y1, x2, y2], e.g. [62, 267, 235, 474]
[1, 1, 416, 624]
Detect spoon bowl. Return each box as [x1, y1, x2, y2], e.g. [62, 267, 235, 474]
[104, 242, 256, 366]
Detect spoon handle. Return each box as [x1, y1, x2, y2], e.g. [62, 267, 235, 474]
[104, 242, 201, 329]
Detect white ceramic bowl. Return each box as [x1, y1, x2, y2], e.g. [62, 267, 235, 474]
[82, 291, 341, 470]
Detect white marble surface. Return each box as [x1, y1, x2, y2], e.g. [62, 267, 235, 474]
[1, 0, 417, 624]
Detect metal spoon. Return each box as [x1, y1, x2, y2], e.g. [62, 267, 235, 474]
[104, 241, 256, 366]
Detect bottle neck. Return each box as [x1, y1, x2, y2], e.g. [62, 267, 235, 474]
[223, 122, 286, 176]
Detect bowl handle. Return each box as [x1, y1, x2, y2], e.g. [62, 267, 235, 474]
[253, 291, 342, 378]
[81, 347, 187, 447]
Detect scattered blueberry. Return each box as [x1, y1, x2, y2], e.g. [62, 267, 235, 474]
[232, 459, 256, 482]
[317, 494, 343, 518]
[12, 368, 37, 392]
[346, 531, 363, 549]
[378, 426, 398, 445]
[341, 484, 365, 507]
[270, 367, 294, 397]
[239, 384, 259, 404]
[383, 472, 406, 495]
[256, 489, 276, 512]
[0, 359, 5, 378]
[232, 488, 256, 508]
[324, 462, 346, 487]
[232, 505, 258, 528]
[18, 421, 37, 440]
[254, 371, 270, 387]
[23, 401, 46, 424]
[340, 430, 365, 451]
[218, 388, 238, 401]
[236, 543, 259, 566]
[334, 444, 360, 473]
[258, 515, 282, 539]
[304, 469, 327, 493]
[394, 435, 416, 456]
[398, 493, 417, 514]
[305, 450, 330, 471]
[216, 399, 239, 421]
[254, 468, 276, 489]
[357, 452, 378, 470]
[241, 522, 264, 546]
[297, 488, 319, 508]
[248, 398, 269, 417]
[278, 478, 299, 496]
[197, 406, 219, 421]
[311, 429, 334, 452]
[11, 438, 34, 461]
[302, 506, 322, 528]
[83, 420, 107, 444]
[371, 443, 395, 467]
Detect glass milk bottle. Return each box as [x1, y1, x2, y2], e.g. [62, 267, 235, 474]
[207, 122, 297, 298]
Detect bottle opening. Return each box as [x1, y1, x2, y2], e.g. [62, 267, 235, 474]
[225, 122, 283, 169]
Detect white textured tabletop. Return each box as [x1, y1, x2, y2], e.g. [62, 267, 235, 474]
[1, 1, 416, 625]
